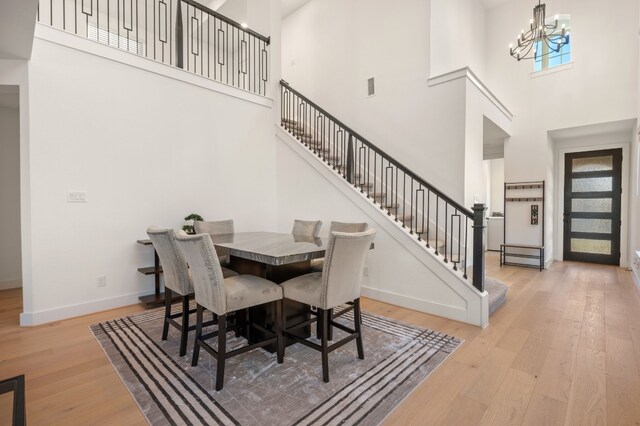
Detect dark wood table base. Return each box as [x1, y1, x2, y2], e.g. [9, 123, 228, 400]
[228, 255, 311, 352]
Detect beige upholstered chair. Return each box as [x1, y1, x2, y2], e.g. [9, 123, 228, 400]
[194, 219, 234, 265]
[146, 227, 238, 357]
[281, 228, 376, 382]
[291, 219, 322, 237]
[311, 221, 369, 272]
[175, 232, 284, 391]
[194, 219, 234, 235]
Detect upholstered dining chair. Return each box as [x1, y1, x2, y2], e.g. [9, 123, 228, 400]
[280, 228, 376, 382]
[146, 227, 238, 357]
[311, 221, 369, 272]
[175, 232, 285, 391]
[194, 219, 234, 265]
[291, 219, 322, 237]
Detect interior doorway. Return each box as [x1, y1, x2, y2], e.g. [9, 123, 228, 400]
[563, 148, 622, 265]
[0, 85, 22, 324]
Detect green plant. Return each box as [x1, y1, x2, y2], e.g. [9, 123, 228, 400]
[182, 213, 204, 234]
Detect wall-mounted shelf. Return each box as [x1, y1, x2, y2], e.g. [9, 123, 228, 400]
[505, 197, 544, 202]
[502, 180, 545, 271]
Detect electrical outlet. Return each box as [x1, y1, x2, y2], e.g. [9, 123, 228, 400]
[364, 266, 369, 276]
[67, 191, 88, 203]
[97, 276, 106, 287]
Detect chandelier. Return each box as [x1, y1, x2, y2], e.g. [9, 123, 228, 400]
[509, 1, 569, 61]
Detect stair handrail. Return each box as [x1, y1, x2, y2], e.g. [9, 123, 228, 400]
[280, 80, 472, 218]
[280, 80, 486, 293]
[180, 0, 270, 44]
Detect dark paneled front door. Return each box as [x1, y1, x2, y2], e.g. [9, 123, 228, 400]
[563, 148, 622, 265]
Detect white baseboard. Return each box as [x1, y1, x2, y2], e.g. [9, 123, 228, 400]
[20, 291, 147, 326]
[0, 279, 22, 290]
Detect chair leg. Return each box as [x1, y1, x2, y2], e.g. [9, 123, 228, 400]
[179, 295, 189, 356]
[162, 288, 172, 341]
[316, 307, 322, 340]
[215, 314, 227, 391]
[275, 300, 284, 364]
[327, 308, 334, 341]
[192, 304, 204, 366]
[320, 309, 330, 383]
[354, 298, 364, 360]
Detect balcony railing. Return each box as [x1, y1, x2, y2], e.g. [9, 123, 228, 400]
[37, 0, 270, 96]
[280, 80, 486, 293]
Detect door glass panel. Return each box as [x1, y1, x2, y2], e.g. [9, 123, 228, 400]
[571, 238, 611, 255]
[0, 391, 13, 425]
[571, 218, 612, 234]
[572, 177, 612, 193]
[572, 155, 613, 172]
[571, 198, 612, 213]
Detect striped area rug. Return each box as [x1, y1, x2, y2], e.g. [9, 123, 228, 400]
[91, 304, 462, 425]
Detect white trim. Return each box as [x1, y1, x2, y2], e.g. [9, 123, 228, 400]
[531, 61, 573, 79]
[427, 67, 513, 120]
[276, 125, 489, 327]
[19, 290, 147, 326]
[35, 24, 273, 108]
[0, 279, 22, 290]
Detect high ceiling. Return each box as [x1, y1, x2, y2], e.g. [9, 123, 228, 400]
[282, 0, 313, 18]
[280, 0, 513, 19]
[482, 0, 511, 8]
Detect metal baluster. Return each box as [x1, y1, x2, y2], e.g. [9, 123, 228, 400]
[416, 186, 424, 241]
[444, 203, 448, 263]
[435, 197, 440, 255]
[409, 179, 414, 234]
[463, 217, 469, 279]
[426, 190, 431, 248]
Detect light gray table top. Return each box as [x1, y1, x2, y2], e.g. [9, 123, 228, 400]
[210, 232, 326, 266]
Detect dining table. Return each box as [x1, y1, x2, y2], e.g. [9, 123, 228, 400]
[210, 231, 330, 352]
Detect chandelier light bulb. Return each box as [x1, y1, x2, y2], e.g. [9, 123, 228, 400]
[555, 14, 559, 20]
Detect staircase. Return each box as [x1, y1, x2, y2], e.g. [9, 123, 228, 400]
[280, 80, 508, 318]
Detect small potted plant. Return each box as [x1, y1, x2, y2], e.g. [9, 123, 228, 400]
[182, 213, 204, 234]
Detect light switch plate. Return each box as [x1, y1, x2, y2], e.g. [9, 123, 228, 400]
[67, 191, 87, 203]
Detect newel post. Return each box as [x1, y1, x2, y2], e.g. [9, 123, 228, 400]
[346, 134, 354, 184]
[472, 203, 486, 293]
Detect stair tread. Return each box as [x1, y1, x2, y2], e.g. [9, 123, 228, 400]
[486, 277, 508, 315]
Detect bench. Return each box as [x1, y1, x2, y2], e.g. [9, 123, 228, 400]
[500, 243, 544, 271]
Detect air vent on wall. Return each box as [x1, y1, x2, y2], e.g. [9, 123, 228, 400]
[367, 77, 375, 97]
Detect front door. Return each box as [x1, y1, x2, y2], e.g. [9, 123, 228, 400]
[563, 148, 622, 265]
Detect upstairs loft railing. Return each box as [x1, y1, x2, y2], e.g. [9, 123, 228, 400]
[280, 80, 486, 293]
[37, 0, 270, 96]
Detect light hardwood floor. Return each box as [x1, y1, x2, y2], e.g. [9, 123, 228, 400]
[1, 253, 639, 425]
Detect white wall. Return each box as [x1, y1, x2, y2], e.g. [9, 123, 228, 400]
[430, 0, 486, 78]
[0, 106, 22, 288]
[282, 0, 487, 206]
[484, 0, 639, 264]
[276, 127, 488, 326]
[484, 158, 504, 215]
[20, 33, 279, 324]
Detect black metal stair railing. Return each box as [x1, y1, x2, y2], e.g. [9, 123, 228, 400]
[37, 0, 270, 96]
[280, 80, 486, 293]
